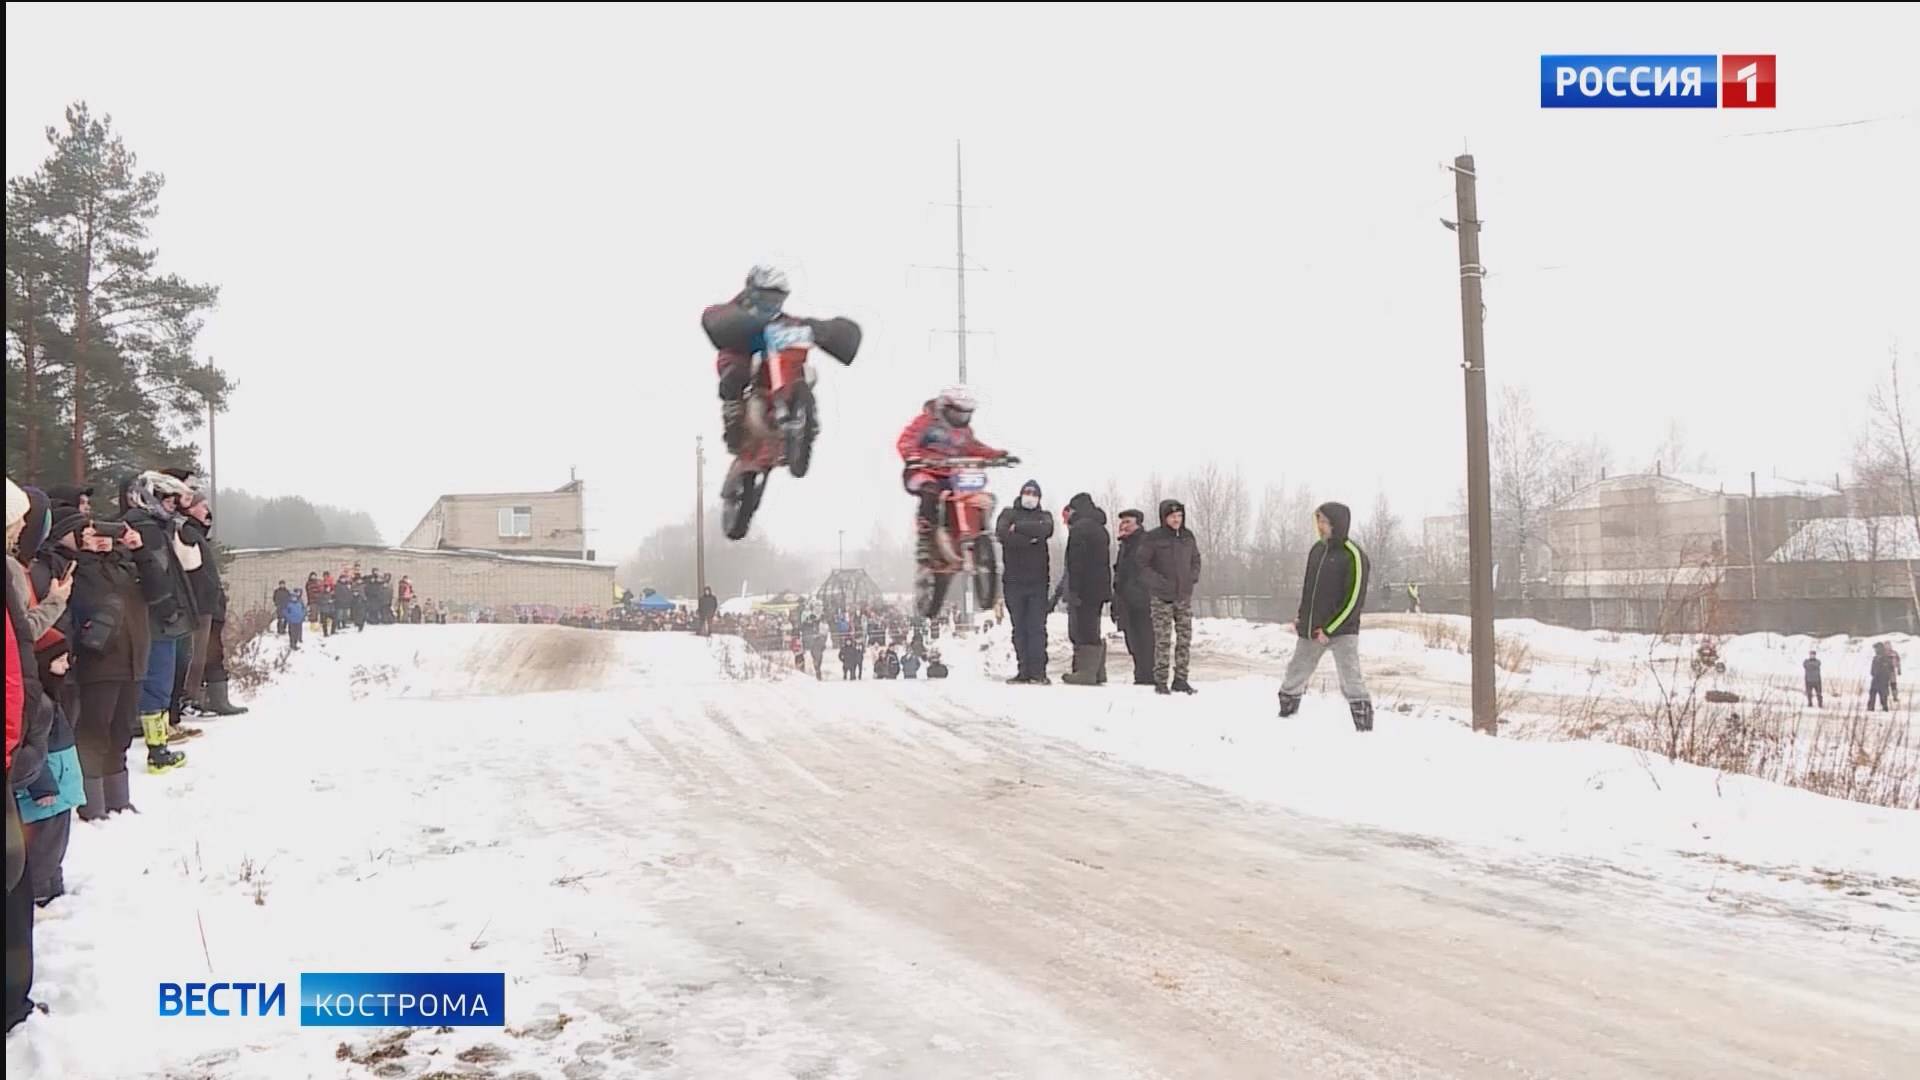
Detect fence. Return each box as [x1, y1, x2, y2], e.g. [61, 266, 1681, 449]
[1194, 591, 1920, 637]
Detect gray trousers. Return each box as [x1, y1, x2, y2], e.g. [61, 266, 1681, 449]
[1281, 635, 1370, 703]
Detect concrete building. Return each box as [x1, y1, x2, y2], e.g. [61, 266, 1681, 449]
[1545, 473, 1841, 596]
[227, 478, 612, 619]
[400, 478, 593, 561]
[225, 544, 615, 620]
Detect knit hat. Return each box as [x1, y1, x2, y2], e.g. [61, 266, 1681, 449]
[1020, 479, 1042, 499]
[4, 477, 27, 530]
[49, 508, 92, 547]
[17, 487, 53, 560]
[45, 483, 92, 509]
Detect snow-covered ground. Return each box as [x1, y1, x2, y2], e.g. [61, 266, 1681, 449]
[9, 621, 1916, 1079]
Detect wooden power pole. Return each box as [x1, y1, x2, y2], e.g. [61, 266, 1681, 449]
[1450, 153, 1499, 736]
[695, 436, 707, 597]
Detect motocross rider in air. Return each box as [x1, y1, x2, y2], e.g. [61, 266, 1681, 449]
[896, 386, 1015, 563]
[705, 265, 812, 455]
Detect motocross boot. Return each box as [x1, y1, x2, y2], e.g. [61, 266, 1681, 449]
[721, 400, 747, 455]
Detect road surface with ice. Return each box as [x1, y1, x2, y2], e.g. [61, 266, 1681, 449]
[9, 624, 1916, 1079]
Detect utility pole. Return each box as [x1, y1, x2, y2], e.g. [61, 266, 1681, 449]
[954, 140, 969, 384]
[205, 376, 217, 518]
[838, 530, 846, 570]
[1747, 472, 1760, 600]
[1447, 153, 1498, 736]
[695, 437, 707, 597]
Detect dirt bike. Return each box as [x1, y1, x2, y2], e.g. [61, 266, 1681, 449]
[910, 456, 1019, 618]
[719, 316, 860, 541]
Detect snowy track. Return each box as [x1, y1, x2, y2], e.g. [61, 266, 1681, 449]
[10, 625, 1916, 1079]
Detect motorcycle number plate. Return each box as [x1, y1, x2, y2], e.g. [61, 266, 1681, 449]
[953, 471, 989, 492]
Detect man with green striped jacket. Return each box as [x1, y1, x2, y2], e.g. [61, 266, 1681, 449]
[1278, 502, 1374, 732]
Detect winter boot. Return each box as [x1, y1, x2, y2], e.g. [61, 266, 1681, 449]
[103, 771, 137, 814]
[77, 775, 109, 823]
[1095, 643, 1109, 685]
[1170, 677, 1197, 695]
[1062, 646, 1102, 685]
[1006, 672, 1033, 685]
[1349, 700, 1375, 733]
[204, 680, 249, 716]
[721, 400, 747, 454]
[1277, 691, 1302, 718]
[141, 711, 188, 774]
[1154, 682, 1172, 695]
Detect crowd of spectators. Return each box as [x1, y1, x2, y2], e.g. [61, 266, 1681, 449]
[7, 468, 250, 1032]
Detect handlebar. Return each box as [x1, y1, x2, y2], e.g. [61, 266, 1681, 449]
[906, 456, 1020, 470]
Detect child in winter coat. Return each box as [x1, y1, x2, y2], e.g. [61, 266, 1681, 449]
[283, 594, 307, 649]
[13, 678, 84, 905]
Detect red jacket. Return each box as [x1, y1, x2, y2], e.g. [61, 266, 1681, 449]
[896, 401, 1002, 466]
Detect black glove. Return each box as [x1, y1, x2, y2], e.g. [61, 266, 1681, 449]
[999, 454, 1021, 466]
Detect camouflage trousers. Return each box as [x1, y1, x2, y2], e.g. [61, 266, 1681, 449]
[1150, 599, 1193, 684]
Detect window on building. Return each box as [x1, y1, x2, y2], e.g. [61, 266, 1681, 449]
[498, 506, 533, 538]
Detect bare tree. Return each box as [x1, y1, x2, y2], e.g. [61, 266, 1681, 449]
[1549, 433, 1614, 505]
[1867, 348, 1920, 619]
[1491, 386, 1557, 598]
[1648, 419, 1714, 476]
[1358, 491, 1409, 596]
[1097, 476, 1128, 518]
[1251, 480, 1318, 606]
[1182, 461, 1250, 598]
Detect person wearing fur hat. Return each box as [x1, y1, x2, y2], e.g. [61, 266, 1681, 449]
[995, 479, 1055, 684]
[1277, 502, 1374, 732]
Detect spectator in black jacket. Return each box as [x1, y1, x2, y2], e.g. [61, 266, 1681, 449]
[120, 471, 195, 772]
[272, 581, 291, 635]
[1061, 493, 1113, 686]
[1803, 650, 1823, 708]
[164, 475, 220, 720]
[696, 587, 718, 637]
[63, 518, 149, 817]
[1139, 499, 1202, 695]
[995, 479, 1055, 684]
[1112, 510, 1155, 686]
[1277, 502, 1374, 732]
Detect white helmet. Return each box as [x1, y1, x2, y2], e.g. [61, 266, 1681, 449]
[745, 264, 790, 294]
[936, 385, 976, 425]
[126, 470, 194, 517]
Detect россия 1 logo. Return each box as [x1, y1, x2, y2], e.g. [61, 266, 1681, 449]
[1540, 55, 1775, 108]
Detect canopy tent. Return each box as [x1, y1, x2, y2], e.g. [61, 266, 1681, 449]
[635, 590, 676, 612]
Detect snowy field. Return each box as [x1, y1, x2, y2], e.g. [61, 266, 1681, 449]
[8, 620, 1917, 1079]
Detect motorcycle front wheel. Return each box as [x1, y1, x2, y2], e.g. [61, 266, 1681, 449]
[784, 383, 819, 479]
[917, 567, 953, 619]
[722, 468, 766, 541]
[970, 535, 1000, 609]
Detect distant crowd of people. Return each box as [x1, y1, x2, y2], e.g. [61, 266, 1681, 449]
[270, 570, 444, 647]
[1800, 642, 1904, 711]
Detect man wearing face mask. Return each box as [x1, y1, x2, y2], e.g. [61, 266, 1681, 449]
[995, 480, 1055, 684]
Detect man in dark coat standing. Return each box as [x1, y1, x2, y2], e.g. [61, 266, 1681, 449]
[1112, 510, 1155, 686]
[995, 479, 1055, 684]
[1277, 502, 1374, 731]
[1060, 493, 1113, 686]
[1139, 499, 1202, 695]
[696, 587, 718, 637]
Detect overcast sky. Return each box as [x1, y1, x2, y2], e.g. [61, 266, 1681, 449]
[7, 2, 1917, 557]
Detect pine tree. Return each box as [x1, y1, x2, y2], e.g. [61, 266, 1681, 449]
[22, 102, 222, 486]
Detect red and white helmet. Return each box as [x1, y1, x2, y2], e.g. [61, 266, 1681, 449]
[936, 385, 976, 426]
